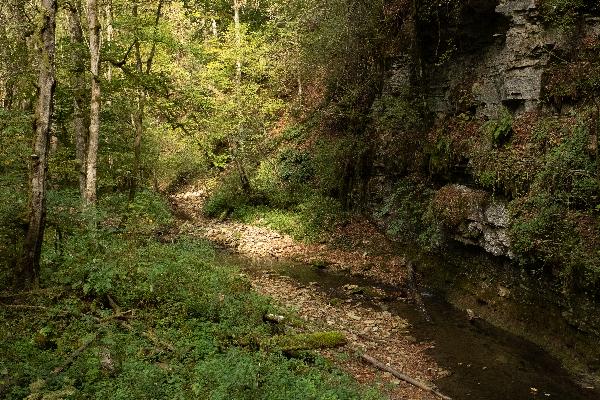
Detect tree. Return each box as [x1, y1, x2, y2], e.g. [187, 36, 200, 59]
[129, 0, 164, 200]
[66, 0, 89, 197]
[19, 0, 57, 287]
[84, 0, 101, 205]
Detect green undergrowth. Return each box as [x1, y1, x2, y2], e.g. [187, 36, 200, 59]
[0, 109, 30, 285]
[204, 178, 346, 243]
[231, 197, 345, 243]
[202, 127, 358, 243]
[0, 190, 382, 400]
[375, 176, 443, 252]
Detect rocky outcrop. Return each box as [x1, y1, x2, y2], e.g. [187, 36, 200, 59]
[432, 184, 512, 258]
[374, 0, 600, 258]
[383, 0, 600, 118]
[427, 0, 555, 117]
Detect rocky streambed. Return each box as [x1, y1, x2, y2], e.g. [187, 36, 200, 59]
[171, 188, 600, 400]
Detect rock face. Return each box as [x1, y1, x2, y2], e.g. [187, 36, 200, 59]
[374, 0, 600, 258]
[432, 184, 513, 258]
[427, 0, 554, 117]
[462, 200, 512, 258]
[386, 0, 600, 118]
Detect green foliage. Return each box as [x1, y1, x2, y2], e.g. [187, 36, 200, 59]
[0, 109, 30, 286]
[203, 131, 351, 243]
[484, 107, 513, 146]
[278, 148, 315, 184]
[538, 0, 585, 31]
[370, 95, 423, 134]
[1, 192, 382, 400]
[427, 136, 454, 177]
[151, 125, 210, 192]
[508, 117, 600, 290]
[193, 349, 382, 400]
[534, 124, 599, 208]
[232, 194, 345, 243]
[311, 137, 369, 205]
[475, 170, 497, 190]
[375, 177, 442, 251]
[510, 194, 600, 289]
[203, 172, 252, 218]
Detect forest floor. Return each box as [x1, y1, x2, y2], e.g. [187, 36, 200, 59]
[171, 183, 450, 400]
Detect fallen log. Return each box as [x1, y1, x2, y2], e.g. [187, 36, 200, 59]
[106, 294, 121, 314]
[262, 331, 347, 352]
[0, 302, 49, 310]
[263, 313, 285, 323]
[52, 333, 100, 376]
[360, 353, 451, 400]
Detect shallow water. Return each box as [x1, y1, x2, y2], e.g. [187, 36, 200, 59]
[219, 253, 600, 400]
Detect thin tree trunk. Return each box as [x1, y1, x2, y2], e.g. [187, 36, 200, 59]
[593, 102, 600, 188]
[129, 0, 163, 201]
[233, 0, 242, 84]
[84, 0, 101, 206]
[130, 95, 143, 200]
[232, 0, 250, 192]
[129, 3, 143, 201]
[19, 0, 57, 287]
[66, 1, 88, 198]
[211, 18, 218, 37]
[2, 81, 14, 109]
[104, 0, 113, 83]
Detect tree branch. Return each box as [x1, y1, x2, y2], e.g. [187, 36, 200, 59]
[103, 41, 136, 68]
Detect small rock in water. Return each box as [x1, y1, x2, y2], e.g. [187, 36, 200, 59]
[466, 309, 478, 321]
[498, 286, 510, 298]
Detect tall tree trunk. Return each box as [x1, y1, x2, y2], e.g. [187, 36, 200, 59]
[232, 0, 250, 192]
[104, 0, 113, 83]
[233, 0, 242, 84]
[19, 0, 57, 287]
[129, 0, 163, 201]
[84, 0, 101, 206]
[130, 15, 144, 201]
[593, 101, 600, 188]
[66, 1, 89, 198]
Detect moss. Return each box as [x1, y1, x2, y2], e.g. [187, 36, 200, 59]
[311, 259, 330, 270]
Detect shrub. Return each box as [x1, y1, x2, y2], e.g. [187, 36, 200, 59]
[370, 95, 423, 134]
[375, 176, 442, 250]
[484, 107, 513, 147]
[533, 123, 599, 209]
[538, 0, 585, 31]
[203, 172, 251, 218]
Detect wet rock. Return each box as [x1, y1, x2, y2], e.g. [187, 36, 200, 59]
[498, 286, 510, 298]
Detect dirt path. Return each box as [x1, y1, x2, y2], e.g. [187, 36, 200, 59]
[171, 187, 449, 400]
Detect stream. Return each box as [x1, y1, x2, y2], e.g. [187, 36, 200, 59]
[218, 252, 600, 400]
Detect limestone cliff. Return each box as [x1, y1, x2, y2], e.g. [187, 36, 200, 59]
[373, 0, 600, 268]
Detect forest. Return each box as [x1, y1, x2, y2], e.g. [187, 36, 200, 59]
[1, 0, 600, 399]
